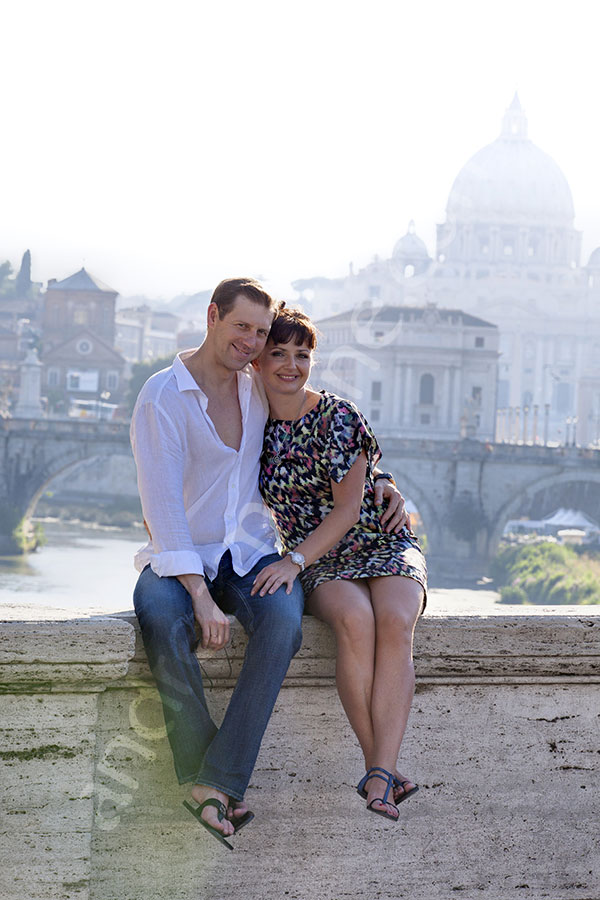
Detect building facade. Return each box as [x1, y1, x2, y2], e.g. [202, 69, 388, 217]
[313, 305, 498, 441]
[296, 96, 600, 446]
[41, 268, 126, 414]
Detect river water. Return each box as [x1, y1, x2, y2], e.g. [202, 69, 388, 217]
[0, 520, 594, 618]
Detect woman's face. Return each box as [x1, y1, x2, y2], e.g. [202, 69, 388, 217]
[255, 339, 313, 395]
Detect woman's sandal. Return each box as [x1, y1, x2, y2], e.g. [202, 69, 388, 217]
[356, 767, 399, 822]
[183, 798, 234, 850]
[393, 776, 419, 804]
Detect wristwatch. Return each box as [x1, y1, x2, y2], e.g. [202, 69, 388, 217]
[374, 471, 396, 485]
[287, 550, 306, 571]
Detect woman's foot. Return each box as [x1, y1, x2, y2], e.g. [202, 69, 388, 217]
[190, 784, 235, 837]
[393, 770, 418, 804]
[364, 769, 399, 820]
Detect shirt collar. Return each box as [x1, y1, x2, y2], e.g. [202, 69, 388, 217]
[173, 352, 204, 393]
[172, 351, 255, 396]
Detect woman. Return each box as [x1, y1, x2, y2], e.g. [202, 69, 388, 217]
[251, 308, 427, 822]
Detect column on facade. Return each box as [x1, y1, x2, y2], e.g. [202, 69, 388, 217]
[393, 361, 404, 426]
[452, 366, 462, 430]
[402, 365, 413, 427]
[441, 367, 450, 431]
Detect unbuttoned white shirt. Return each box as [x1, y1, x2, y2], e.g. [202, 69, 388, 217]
[130, 351, 278, 579]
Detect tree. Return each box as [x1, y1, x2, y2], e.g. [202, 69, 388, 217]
[15, 250, 32, 298]
[126, 355, 174, 413]
[0, 260, 13, 296]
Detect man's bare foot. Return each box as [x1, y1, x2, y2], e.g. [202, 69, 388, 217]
[190, 784, 235, 837]
[227, 798, 250, 824]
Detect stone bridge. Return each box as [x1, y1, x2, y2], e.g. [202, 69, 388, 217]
[379, 436, 600, 577]
[1, 417, 600, 574]
[0, 417, 132, 549]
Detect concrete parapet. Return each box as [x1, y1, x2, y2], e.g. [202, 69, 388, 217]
[0, 609, 599, 900]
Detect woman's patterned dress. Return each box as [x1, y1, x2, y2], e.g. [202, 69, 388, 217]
[259, 390, 427, 601]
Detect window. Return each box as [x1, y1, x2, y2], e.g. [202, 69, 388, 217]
[47, 368, 59, 387]
[371, 408, 380, 422]
[472, 386, 482, 405]
[475, 336, 484, 348]
[420, 414, 431, 425]
[106, 371, 119, 391]
[66, 369, 99, 392]
[371, 381, 382, 402]
[73, 308, 89, 325]
[77, 338, 93, 355]
[419, 373, 434, 405]
[368, 285, 381, 299]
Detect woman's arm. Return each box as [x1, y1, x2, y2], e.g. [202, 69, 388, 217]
[251, 451, 368, 596]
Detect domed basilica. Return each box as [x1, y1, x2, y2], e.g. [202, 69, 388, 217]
[296, 95, 600, 446]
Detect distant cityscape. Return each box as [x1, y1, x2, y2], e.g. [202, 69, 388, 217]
[1, 95, 599, 448]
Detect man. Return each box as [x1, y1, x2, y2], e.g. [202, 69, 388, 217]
[131, 277, 406, 849]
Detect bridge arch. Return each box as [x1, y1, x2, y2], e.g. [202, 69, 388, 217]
[23, 447, 133, 520]
[385, 466, 442, 551]
[488, 469, 600, 556]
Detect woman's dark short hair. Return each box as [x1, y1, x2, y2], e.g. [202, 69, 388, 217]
[268, 307, 318, 349]
[210, 277, 279, 319]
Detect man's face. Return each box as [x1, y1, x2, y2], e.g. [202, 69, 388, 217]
[208, 294, 274, 370]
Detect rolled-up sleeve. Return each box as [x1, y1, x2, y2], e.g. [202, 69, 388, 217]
[131, 400, 205, 578]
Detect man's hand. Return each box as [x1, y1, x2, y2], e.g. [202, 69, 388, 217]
[251, 556, 299, 597]
[177, 573, 230, 650]
[374, 480, 410, 533]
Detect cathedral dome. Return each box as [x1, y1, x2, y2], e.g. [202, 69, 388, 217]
[446, 95, 575, 228]
[393, 221, 430, 260]
[587, 247, 600, 268]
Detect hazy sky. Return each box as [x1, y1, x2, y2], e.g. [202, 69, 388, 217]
[1, 0, 599, 300]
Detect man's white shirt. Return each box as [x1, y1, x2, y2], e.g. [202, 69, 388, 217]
[130, 351, 278, 580]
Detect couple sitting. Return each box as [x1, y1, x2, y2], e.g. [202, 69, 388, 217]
[131, 277, 426, 850]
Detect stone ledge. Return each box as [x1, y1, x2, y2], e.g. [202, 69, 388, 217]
[1, 612, 599, 689]
[0, 618, 135, 687]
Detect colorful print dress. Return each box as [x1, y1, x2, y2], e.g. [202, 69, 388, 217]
[259, 390, 427, 601]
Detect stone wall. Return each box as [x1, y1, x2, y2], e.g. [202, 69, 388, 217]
[1, 609, 599, 900]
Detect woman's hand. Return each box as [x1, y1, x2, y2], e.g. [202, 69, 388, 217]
[374, 480, 410, 533]
[251, 556, 300, 596]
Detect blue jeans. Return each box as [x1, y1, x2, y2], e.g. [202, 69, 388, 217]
[133, 551, 303, 801]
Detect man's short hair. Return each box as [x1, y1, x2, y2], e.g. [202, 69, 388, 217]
[210, 277, 280, 319]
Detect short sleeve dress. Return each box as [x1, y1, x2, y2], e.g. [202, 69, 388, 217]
[259, 390, 427, 602]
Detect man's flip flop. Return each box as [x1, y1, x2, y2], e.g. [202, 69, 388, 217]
[183, 799, 234, 850]
[229, 802, 255, 833]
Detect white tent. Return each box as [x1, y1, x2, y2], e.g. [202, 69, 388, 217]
[542, 508, 600, 532]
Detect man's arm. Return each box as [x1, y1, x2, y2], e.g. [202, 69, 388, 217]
[132, 400, 229, 650]
[372, 468, 409, 533]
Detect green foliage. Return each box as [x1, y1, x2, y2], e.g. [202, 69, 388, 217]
[0, 260, 13, 296]
[499, 584, 528, 604]
[15, 250, 32, 297]
[446, 492, 487, 542]
[492, 541, 600, 605]
[0, 505, 45, 553]
[126, 355, 174, 413]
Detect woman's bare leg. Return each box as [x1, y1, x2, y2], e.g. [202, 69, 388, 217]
[306, 579, 376, 765]
[367, 575, 423, 798]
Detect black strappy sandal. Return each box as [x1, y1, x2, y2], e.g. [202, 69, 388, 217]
[183, 798, 234, 850]
[356, 767, 399, 822]
[393, 776, 419, 804]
